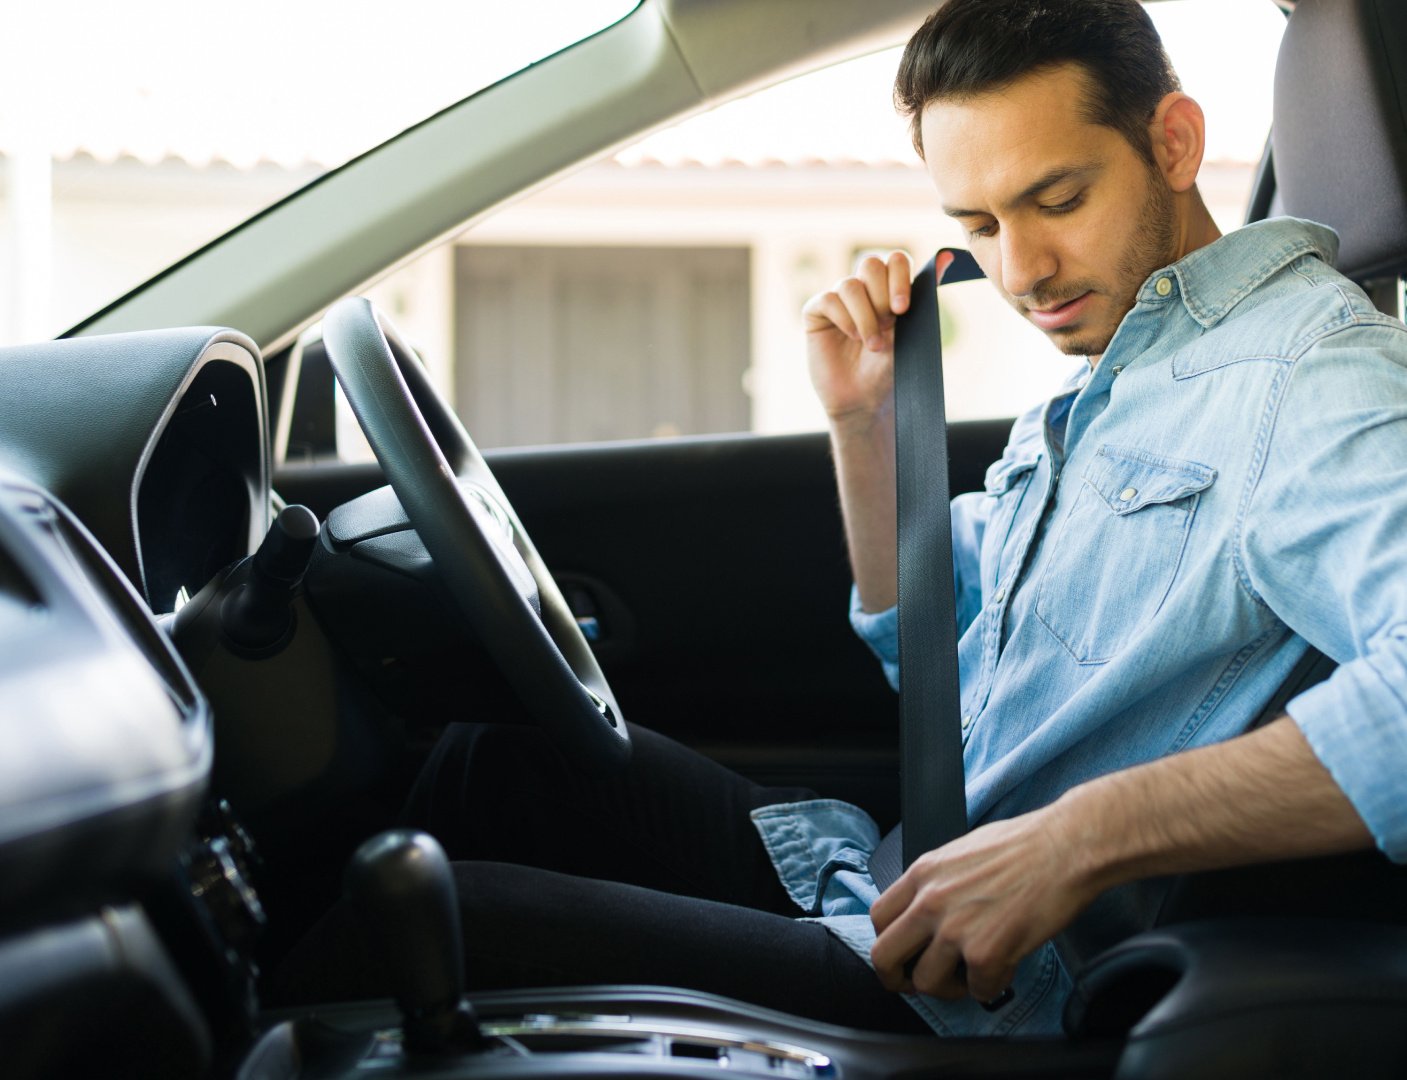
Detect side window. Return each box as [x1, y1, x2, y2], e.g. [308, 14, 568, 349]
[321, 0, 1285, 460]
[453, 246, 750, 447]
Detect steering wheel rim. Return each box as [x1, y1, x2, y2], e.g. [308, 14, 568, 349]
[322, 296, 630, 770]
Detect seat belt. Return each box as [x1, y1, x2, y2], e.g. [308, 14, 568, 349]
[868, 248, 984, 893]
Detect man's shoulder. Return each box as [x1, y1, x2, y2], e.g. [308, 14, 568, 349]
[1175, 225, 1405, 377]
[1230, 257, 1398, 352]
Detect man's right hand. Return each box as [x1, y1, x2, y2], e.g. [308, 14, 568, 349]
[802, 250, 954, 427]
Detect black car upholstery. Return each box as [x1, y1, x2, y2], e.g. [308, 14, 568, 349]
[1273, 0, 1407, 282]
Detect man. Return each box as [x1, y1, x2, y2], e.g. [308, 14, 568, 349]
[282, 0, 1399, 1038]
[798, 0, 1395, 1033]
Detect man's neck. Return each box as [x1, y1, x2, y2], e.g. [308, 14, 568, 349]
[1174, 191, 1222, 263]
[1089, 196, 1222, 369]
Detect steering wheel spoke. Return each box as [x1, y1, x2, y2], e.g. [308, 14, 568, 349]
[322, 297, 630, 770]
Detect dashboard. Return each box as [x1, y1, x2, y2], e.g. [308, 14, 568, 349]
[0, 463, 225, 1074]
[0, 329, 269, 618]
[0, 329, 275, 1073]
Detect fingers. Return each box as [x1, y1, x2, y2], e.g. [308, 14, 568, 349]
[909, 938, 969, 1000]
[855, 252, 913, 343]
[870, 864, 933, 991]
[802, 251, 913, 351]
[870, 906, 931, 992]
[839, 277, 886, 351]
[871, 906, 968, 999]
[869, 875, 912, 935]
[887, 250, 912, 314]
[966, 960, 1018, 1007]
[873, 912, 1017, 1003]
[871, 853, 1019, 1005]
[802, 289, 860, 341]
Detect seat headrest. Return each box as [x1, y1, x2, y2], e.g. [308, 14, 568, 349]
[1272, 0, 1407, 282]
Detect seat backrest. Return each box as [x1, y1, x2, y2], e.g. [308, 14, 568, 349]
[1272, 0, 1407, 285]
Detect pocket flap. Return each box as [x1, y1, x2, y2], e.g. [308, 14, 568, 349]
[1083, 446, 1216, 514]
[984, 454, 1040, 496]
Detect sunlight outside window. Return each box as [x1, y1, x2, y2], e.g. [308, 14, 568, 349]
[0, 1, 638, 344]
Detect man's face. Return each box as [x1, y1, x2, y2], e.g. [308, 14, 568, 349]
[921, 64, 1178, 361]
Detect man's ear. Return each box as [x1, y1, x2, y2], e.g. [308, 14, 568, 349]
[1149, 92, 1206, 193]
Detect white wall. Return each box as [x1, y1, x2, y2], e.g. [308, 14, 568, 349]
[0, 154, 317, 344]
[3, 151, 1256, 445]
[452, 157, 1258, 434]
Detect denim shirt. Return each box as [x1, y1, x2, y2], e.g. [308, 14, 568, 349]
[752, 218, 1407, 1037]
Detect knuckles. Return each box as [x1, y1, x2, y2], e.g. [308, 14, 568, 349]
[857, 254, 888, 278]
[920, 976, 968, 1001]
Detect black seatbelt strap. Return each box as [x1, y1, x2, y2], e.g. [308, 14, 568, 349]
[869, 249, 983, 891]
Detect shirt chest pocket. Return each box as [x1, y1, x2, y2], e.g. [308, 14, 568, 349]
[1034, 446, 1216, 664]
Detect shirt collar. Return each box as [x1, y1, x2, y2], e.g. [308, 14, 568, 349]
[1137, 217, 1341, 329]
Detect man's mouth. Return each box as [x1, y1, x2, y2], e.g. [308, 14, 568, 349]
[1026, 291, 1093, 331]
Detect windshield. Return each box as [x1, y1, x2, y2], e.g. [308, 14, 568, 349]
[0, 0, 638, 346]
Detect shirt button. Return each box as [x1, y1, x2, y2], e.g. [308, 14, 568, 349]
[1155, 276, 1173, 297]
[962, 714, 973, 730]
[1111, 366, 1124, 376]
[993, 587, 1006, 603]
[1119, 486, 1138, 501]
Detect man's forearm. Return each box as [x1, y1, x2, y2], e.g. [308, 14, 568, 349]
[1060, 715, 1374, 894]
[871, 714, 1377, 1001]
[831, 404, 898, 613]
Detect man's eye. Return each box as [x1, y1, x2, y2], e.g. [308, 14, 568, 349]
[970, 222, 998, 239]
[1043, 194, 1083, 215]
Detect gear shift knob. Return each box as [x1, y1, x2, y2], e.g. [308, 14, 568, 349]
[346, 830, 484, 1054]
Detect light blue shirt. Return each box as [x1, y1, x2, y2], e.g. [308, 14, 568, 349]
[752, 218, 1407, 1037]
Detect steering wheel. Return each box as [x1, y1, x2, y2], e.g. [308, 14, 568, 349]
[322, 296, 630, 770]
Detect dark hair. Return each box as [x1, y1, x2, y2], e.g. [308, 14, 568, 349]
[894, 0, 1180, 162]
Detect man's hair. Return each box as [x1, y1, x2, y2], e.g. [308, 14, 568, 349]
[894, 0, 1181, 162]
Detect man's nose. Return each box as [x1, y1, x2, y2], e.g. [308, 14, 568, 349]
[999, 225, 1057, 300]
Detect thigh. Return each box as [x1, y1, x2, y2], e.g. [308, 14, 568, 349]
[462, 862, 930, 1034]
[401, 721, 817, 913]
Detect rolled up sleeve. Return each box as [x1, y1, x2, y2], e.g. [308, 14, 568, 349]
[848, 489, 992, 693]
[1242, 320, 1407, 860]
[849, 586, 899, 689]
[1288, 631, 1407, 860]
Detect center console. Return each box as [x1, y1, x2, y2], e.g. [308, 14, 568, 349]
[232, 830, 1118, 1080]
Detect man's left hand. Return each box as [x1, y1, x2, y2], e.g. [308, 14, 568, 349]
[869, 805, 1098, 1003]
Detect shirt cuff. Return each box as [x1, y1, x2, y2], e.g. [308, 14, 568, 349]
[849, 585, 899, 691]
[1288, 639, 1407, 862]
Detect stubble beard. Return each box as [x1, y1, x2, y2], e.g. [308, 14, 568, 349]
[1055, 169, 1179, 358]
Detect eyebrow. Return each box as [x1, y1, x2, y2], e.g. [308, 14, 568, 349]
[942, 161, 1103, 219]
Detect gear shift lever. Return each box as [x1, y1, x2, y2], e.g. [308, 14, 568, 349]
[346, 830, 485, 1055]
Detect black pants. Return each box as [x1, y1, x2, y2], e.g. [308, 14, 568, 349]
[275, 721, 929, 1034]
